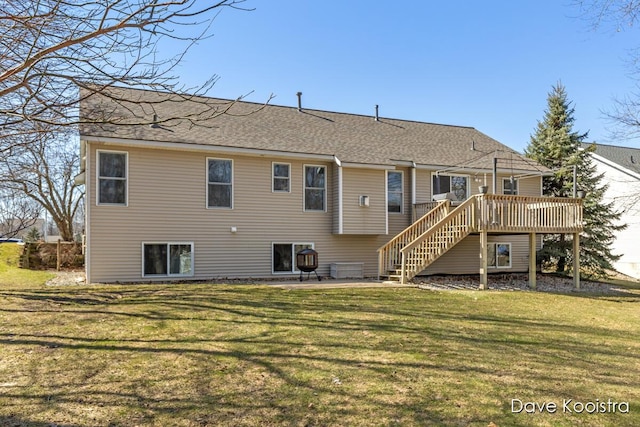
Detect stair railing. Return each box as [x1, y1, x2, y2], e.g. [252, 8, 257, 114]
[377, 200, 450, 278]
[399, 196, 479, 284]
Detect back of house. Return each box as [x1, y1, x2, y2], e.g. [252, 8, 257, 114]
[79, 86, 550, 284]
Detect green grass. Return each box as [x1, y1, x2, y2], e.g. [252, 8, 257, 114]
[0, 244, 54, 288]
[0, 259, 639, 426]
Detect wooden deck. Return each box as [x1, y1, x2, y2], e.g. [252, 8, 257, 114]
[378, 194, 584, 285]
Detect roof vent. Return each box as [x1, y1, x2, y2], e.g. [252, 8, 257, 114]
[296, 92, 302, 112]
[632, 155, 636, 164]
[150, 114, 160, 129]
[375, 104, 379, 121]
[471, 140, 476, 151]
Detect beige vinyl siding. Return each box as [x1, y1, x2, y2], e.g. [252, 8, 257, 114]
[422, 235, 531, 275]
[86, 142, 546, 282]
[86, 142, 394, 282]
[414, 169, 433, 204]
[496, 174, 541, 196]
[340, 167, 386, 235]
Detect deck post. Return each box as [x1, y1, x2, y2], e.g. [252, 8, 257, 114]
[479, 230, 488, 290]
[573, 232, 580, 290]
[529, 232, 537, 290]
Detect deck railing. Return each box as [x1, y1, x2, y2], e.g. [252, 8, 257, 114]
[378, 194, 584, 283]
[378, 200, 450, 277]
[479, 194, 583, 233]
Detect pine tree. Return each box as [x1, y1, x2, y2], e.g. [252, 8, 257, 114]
[525, 83, 625, 278]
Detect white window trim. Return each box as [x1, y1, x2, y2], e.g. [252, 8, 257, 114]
[272, 162, 291, 193]
[141, 242, 195, 277]
[96, 149, 128, 206]
[431, 172, 470, 201]
[387, 170, 404, 214]
[488, 242, 512, 269]
[303, 164, 327, 212]
[502, 177, 518, 195]
[271, 242, 314, 274]
[206, 157, 234, 209]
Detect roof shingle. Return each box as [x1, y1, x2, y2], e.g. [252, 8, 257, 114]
[80, 86, 545, 173]
[585, 142, 640, 176]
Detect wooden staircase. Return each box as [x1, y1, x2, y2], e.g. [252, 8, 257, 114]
[378, 194, 584, 284]
[379, 197, 477, 283]
[378, 200, 450, 282]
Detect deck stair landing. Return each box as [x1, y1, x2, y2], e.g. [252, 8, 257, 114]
[378, 194, 583, 284]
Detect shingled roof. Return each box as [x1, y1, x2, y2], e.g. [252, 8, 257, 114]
[585, 142, 640, 177]
[80, 86, 545, 173]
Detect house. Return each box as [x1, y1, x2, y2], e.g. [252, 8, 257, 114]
[584, 143, 640, 279]
[78, 87, 583, 286]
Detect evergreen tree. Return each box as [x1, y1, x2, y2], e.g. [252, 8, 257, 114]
[525, 83, 625, 278]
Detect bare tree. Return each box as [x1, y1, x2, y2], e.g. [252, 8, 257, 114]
[574, 0, 640, 139]
[0, 1, 269, 242]
[1, 126, 83, 241]
[0, 187, 41, 239]
[0, 0, 255, 149]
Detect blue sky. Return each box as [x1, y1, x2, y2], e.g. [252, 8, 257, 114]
[175, 0, 640, 153]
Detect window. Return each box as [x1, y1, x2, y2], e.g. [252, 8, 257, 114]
[143, 243, 194, 277]
[304, 165, 326, 211]
[432, 174, 469, 202]
[503, 177, 518, 195]
[273, 163, 290, 192]
[488, 243, 511, 269]
[273, 243, 313, 273]
[387, 171, 403, 213]
[207, 158, 233, 208]
[97, 150, 127, 205]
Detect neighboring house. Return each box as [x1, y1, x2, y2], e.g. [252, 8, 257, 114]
[585, 143, 640, 279]
[79, 87, 582, 285]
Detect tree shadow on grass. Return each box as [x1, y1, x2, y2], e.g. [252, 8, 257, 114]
[1, 286, 640, 426]
[0, 415, 80, 427]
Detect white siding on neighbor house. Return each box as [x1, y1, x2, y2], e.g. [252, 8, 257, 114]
[86, 143, 396, 283]
[591, 157, 640, 278]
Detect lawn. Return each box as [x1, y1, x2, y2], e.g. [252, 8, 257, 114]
[0, 246, 639, 426]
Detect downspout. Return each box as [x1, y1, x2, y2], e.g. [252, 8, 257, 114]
[334, 156, 343, 234]
[385, 170, 389, 235]
[411, 162, 417, 222]
[411, 162, 417, 205]
[492, 157, 498, 195]
[84, 140, 91, 284]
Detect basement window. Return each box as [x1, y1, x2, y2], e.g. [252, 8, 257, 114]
[488, 243, 511, 269]
[272, 243, 313, 273]
[143, 243, 194, 277]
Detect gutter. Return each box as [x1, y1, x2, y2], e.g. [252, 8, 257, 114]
[334, 156, 344, 234]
